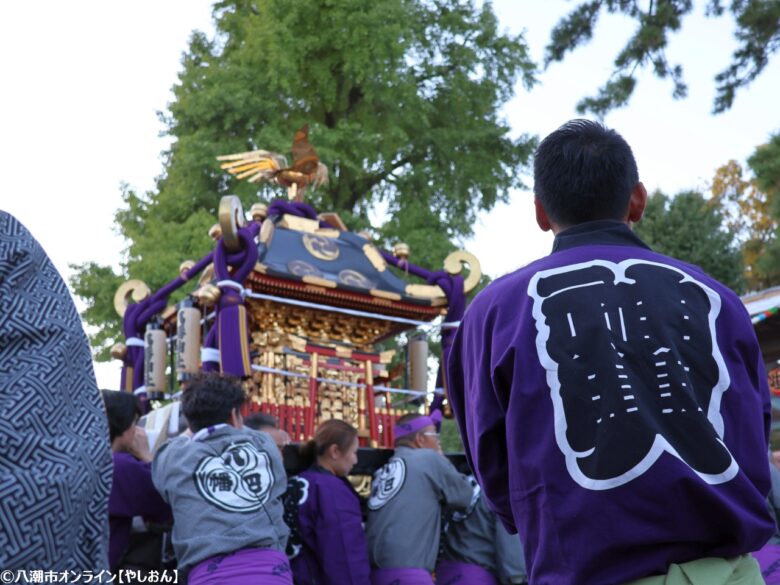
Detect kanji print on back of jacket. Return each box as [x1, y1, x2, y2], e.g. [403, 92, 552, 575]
[0, 211, 112, 569]
[367, 457, 407, 510]
[194, 440, 276, 512]
[528, 258, 737, 490]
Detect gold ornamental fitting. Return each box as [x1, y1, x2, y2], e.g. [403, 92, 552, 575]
[110, 342, 128, 360]
[113, 279, 151, 317]
[179, 260, 196, 277]
[193, 283, 221, 307]
[208, 223, 222, 241]
[250, 203, 268, 222]
[393, 242, 410, 260]
[443, 250, 482, 293]
[218, 195, 247, 253]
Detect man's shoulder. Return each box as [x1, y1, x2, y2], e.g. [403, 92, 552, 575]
[153, 434, 189, 466]
[241, 426, 277, 450]
[113, 451, 150, 471]
[466, 262, 545, 316]
[403, 447, 456, 472]
[640, 251, 744, 304]
[298, 467, 338, 488]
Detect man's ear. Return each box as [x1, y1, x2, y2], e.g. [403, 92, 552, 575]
[229, 408, 243, 428]
[535, 198, 553, 232]
[627, 182, 648, 224]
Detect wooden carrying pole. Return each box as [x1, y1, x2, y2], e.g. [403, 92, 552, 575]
[365, 360, 378, 447]
[307, 352, 319, 438]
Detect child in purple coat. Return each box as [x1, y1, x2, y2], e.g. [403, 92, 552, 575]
[288, 420, 370, 585]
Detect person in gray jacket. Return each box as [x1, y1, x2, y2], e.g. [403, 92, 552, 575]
[436, 476, 527, 585]
[366, 411, 474, 585]
[152, 374, 291, 584]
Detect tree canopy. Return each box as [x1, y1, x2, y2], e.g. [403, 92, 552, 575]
[700, 131, 780, 292]
[710, 159, 777, 290]
[634, 189, 744, 291]
[71, 0, 536, 360]
[545, 0, 780, 116]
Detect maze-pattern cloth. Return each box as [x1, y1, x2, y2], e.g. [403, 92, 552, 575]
[448, 221, 775, 585]
[0, 212, 112, 569]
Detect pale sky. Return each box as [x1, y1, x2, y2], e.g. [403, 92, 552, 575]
[2, 1, 779, 388]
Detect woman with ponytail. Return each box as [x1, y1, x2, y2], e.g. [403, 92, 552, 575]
[288, 419, 370, 585]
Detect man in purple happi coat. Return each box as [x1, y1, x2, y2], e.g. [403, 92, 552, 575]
[447, 119, 775, 585]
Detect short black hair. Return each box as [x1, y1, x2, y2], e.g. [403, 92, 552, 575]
[244, 412, 279, 431]
[180, 373, 246, 432]
[101, 390, 142, 442]
[533, 119, 639, 226]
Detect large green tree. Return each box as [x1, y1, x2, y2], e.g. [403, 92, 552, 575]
[71, 0, 536, 360]
[545, 0, 780, 116]
[634, 189, 745, 291]
[744, 131, 780, 287]
[710, 159, 777, 290]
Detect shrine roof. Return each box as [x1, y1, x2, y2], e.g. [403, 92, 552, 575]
[253, 218, 447, 308]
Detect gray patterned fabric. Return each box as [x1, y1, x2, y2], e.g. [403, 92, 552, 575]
[0, 211, 112, 569]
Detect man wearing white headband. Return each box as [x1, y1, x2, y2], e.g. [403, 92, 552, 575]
[365, 411, 474, 585]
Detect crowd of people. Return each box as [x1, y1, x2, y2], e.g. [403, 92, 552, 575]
[104, 374, 527, 585]
[5, 117, 780, 585]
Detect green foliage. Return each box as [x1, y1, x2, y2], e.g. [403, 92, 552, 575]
[545, 0, 780, 116]
[68, 261, 125, 361]
[440, 417, 464, 453]
[72, 0, 536, 359]
[634, 190, 745, 292]
[749, 131, 780, 209]
[745, 131, 780, 288]
[710, 159, 777, 290]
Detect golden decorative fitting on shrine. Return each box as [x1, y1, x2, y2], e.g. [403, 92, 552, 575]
[217, 125, 328, 203]
[251, 203, 268, 222]
[193, 283, 221, 307]
[393, 242, 410, 260]
[219, 196, 246, 253]
[110, 342, 128, 360]
[208, 223, 222, 241]
[443, 250, 482, 293]
[179, 260, 195, 277]
[113, 279, 151, 317]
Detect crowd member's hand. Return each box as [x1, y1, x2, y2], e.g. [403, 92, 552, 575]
[129, 426, 154, 463]
[772, 451, 780, 470]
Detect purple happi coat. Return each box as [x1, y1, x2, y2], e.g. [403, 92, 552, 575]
[447, 221, 775, 585]
[289, 466, 370, 585]
[109, 452, 172, 569]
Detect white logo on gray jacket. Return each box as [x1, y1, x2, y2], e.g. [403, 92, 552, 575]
[368, 457, 406, 510]
[194, 441, 274, 512]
